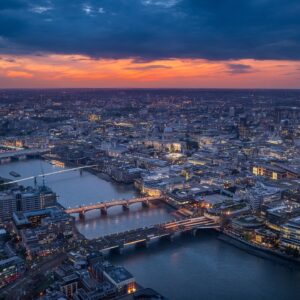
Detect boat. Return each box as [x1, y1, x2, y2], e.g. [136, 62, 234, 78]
[9, 171, 21, 177]
[51, 160, 65, 168]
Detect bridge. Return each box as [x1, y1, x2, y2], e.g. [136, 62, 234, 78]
[0, 165, 98, 186]
[0, 148, 50, 163]
[89, 216, 219, 253]
[65, 196, 163, 217]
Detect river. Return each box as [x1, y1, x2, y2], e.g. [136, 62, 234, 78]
[1, 159, 300, 300]
[0, 159, 175, 238]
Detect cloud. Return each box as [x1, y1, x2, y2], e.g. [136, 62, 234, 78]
[1, 55, 300, 88]
[142, 0, 181, 8]
[82, 4, 93, 15]
[226, 63, 254, 75]
[0, 57, 16, 62]
[125, 64, 172, 70]
[6, 70, 33, 78]
[30, 5, 52, 14]
[0, 0, 300, 61]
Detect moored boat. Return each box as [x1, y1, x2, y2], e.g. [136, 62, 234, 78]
[9, 171, 21, 177]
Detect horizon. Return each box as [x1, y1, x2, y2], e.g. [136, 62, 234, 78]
[1, 57, 300, 89]
[1, 87, 300, 91]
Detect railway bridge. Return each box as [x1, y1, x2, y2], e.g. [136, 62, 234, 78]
[0, 148, 50, 164]
[89, 216, 220, 253]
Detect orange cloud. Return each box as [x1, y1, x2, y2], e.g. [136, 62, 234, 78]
[0, 54, 299, 88]
[5, 70, 33, 79]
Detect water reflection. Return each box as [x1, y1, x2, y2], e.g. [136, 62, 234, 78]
[111, 232, 300, 300]
[75, 202, 175, 238]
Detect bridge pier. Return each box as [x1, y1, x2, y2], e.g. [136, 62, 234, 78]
[142, 201, 149, 208]
[192, 228, 199, 236]
[79, 211, 85, 220]
[135, 240, 148, 249]
[100, 207, 107, 216]
[159, 233, 174, 242]
[180, 229, 193, 236]
[110, 246, 123, 255]
[122, 204, 129, 211]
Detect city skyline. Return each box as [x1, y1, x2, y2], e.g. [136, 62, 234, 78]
[0, 89, 300, 299]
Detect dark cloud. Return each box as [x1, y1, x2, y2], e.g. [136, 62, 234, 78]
[227, 63, 254, 75]
[0, 0, 27, 10]
[0, 0, 300, 61]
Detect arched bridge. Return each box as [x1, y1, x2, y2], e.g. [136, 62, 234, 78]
[65, 196, 163, 216]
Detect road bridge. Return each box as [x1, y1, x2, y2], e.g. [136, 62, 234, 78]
[89, 216, 219, 253]
[65, 196, 163, 218]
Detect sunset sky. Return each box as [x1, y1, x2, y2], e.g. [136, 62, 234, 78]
[1, 0, 300, 88]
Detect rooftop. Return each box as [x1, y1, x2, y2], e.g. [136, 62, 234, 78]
[104, 265, 134, 284]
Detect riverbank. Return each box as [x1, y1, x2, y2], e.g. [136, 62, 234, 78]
[218, 232, 300, 268]
[85, 166, 115, 183]
[44, 157, 133, 185]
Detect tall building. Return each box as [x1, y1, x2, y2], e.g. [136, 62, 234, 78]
[229, 106, 235, 117]
[0, 192, 17, 220]
[237, 115, 250, 140]
[0, 186, 57, 221]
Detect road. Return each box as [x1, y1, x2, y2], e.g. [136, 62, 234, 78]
[0, 252, 67, 300]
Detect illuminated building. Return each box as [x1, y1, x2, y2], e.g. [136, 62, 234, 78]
[229, 215, 264, 238]
[265, 201, 300, 226]
[280, 216, 300, 250]
[0, 186, 57, 222]
[88, 114, 101, 122]
[115, 288, 166, 299]
[143, 139, 183, 153]
[13, 207, 74, 259]
[252, 164, 286, 180]
[253, 228, 278, 248]
[59, 274, 79, 298]
[0, 256, 24, 289]
[102, 265, 136, 295]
